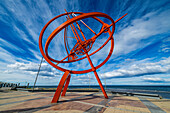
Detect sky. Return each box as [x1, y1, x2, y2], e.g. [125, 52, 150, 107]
[0, 0, 170, 86]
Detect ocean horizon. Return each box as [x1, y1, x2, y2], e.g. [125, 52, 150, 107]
[29, 85, 170, 99]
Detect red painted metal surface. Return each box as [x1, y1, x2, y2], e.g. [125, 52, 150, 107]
[51, 71, 70, 103]
[61, 74, 71, 96]
[39, 10, 127, 103]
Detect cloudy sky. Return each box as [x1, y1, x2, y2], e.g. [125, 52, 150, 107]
[0, 0, 170, 86]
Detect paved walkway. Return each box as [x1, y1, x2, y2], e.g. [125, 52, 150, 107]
[139, 97, 166, 113]
[0, 91, 169, 113]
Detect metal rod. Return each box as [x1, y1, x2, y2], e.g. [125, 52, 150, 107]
[89, 75, 90, 88]
[85, 51, 108, 99]
[65, 9, 82, 42]
[103, 67, 106, 90]
[114, 13, 127, 23]
[32, 57, 44, 92]
[72, 13, 97, 35]
[61, 74, 71, 96]
[71, 14, 87, 41]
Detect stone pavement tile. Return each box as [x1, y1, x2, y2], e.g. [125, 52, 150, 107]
[0, 91, 32, 98]
[14, 98, 51, 109]
[139, 97, 166, 113]
[107, 96, 147, 108]
[0, 91, 48, 100]
[35, 92, 55, 97]
[95, 92, 113, 97]
[0, 97, 52, 112]
[146, 98, 170, 113]
[104, 108, 134, 113]
[34, 110, 84, 113]
[2, 91, 168, 113]
[0, 101, 26, 111]
[0, 94, 27, 99]
[35, 92, 53, 94]
[34, 92, 99, 112]
[60, 92, 86, 100]
[84, 95, 114, 113]
[38, 101, 93, 112]
[122, 96, 141, 101]
[0, 95, 43, 104]
[74, 92, 97, 95]
[60, 92, 103, 104]
[116, 105, 151, 113]
[81, 96, 105, 104]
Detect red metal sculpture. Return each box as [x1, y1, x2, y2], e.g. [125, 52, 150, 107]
[39, 9, 127, 103]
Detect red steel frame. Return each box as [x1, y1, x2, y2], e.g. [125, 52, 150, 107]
[39, 11, 127, 103]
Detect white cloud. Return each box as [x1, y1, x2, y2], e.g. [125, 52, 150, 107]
[0, 47, 16, 63]
[101, 57, 170, 78]
[114, 10, 170, 56]
[143, 77, 163, 81]
[28, 48, 42, 60]
[71, 74, 97, 85]
[0, 38, 25, 52]
[6, 61, 62, 77]
[143, 77, 170, 83]
[12, 25, 36, 46]
[159, 43, 170, 53]
[3, 0, 53, 42]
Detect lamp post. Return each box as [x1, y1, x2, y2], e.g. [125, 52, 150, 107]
[32, 57, 43, 92]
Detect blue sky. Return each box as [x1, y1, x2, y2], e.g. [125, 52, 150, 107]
[0, 0, 170, 86]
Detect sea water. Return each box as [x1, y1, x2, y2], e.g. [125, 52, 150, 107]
[30, 85, 170, 99]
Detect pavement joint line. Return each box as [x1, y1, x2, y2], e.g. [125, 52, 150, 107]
[81, 94, 150, 113]
[75, 100, 150, 113]
[84, 93, 114, 113]
[62, 93, 149, 113]
[139, 97, 166, 113]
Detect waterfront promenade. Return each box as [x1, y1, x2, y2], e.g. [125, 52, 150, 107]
[0, 90, 169, 113]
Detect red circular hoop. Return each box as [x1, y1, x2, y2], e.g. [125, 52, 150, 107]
[39, 12, 115, 74]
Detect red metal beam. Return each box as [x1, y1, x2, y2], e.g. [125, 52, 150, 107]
[61, 74, 71, 96]
[51, 71, 70, 103]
